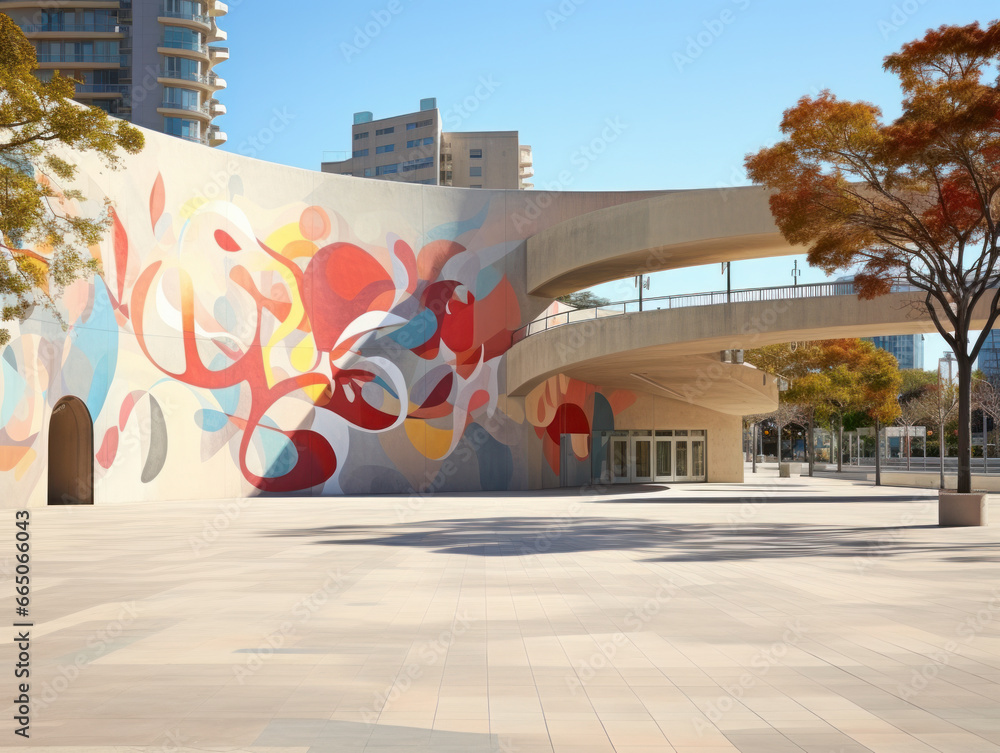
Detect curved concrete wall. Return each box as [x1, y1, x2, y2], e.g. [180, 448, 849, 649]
[2, 127, 716, 504]
[526, 186, 804, 297]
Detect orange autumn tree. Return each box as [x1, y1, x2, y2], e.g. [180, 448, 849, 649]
[745, 21, 1000, 494]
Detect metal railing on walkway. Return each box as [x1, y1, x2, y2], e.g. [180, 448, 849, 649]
[512, 280, 916, 343]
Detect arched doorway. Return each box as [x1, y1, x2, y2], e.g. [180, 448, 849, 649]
[48, 397, 94, 505]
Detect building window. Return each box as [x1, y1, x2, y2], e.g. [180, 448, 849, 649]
[406, 119, 433, 130]
[35, 40, 120, 63]
[407, 137, 435, 148]
[364, 167, 373, 177]
[376, 164, 399, 175]
[376, 144, 394, 154]
[401, 157, 434, 172]
[163, 0, 205, 19]
[163, 117, 200, 141]
[163, 56, 201, 82]
[376, 127, 394, 136]
[162, 26, 203, 51]
[354, 132, 369, 141]
[470, 166, 482, 177]
[353, 149, 369, 158]
[470, 184, 482, 188]
[162, 87, 200, 111]
[470, 148, 482, 158]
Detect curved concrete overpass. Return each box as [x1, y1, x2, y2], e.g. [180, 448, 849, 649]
[506, 290, 991, 399]
[527, 186, 805, 298]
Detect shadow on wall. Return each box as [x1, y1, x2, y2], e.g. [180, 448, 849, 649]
[261, 515, 1000, 563]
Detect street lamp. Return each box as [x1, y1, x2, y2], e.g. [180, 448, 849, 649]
[937, 353, 956, 489]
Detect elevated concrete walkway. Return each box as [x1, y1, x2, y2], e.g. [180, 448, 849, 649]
[507, 289, 994, 399]
[527, 186, 803, 297]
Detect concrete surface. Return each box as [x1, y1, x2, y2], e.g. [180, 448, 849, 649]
[3, 469, 1000, 752]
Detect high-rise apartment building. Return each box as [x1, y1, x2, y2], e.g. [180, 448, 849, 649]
[2, 0, 229, 146]
[321, 98, 534, 190]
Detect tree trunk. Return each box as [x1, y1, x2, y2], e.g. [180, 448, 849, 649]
[837, 416, 843, 473]
[957, 355, 973, 494]
[874, 418, 882, 486]
[939, 413, 946, 490]
[807, 408, 815, 477]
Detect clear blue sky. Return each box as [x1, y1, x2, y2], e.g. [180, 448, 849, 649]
[216, 0, 1000, 370]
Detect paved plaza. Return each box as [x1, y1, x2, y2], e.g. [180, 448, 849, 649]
[4, 470, 1000, 753]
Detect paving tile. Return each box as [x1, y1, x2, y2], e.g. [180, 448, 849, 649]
[8, 472, 1000, 751]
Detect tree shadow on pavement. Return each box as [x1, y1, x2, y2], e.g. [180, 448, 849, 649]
[262, 516, 1000, 563]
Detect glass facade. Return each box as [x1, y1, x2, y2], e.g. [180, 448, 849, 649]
[979, 330, 1000, 382]
[164, 117, 201, 141]
[163, 26, 203, 52]
[865, 334, 924, 370]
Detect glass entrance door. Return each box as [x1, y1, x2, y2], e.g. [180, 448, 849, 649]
[632, 435, 653, 482]
[611, 435, 630, 483]
[654, 438, 672, 482]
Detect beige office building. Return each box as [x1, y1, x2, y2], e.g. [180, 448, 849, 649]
[322, 98, 534, 190]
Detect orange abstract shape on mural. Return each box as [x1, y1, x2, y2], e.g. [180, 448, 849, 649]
[391, 237, 418, 294]
[0, 445, 32, 473]
[149, 174, 165, 230]
[299, 206, 331, 241]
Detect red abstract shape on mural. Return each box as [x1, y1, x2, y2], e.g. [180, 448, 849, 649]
[97, 427, 119, 469]
[303, 243, 395, 353]
[215, 229, 241, 252]
[111, 207, 129, 311]
[544, 404, 591, 445]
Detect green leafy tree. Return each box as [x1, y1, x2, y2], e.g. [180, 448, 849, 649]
[746, 339, 901, 474]
[0, 13, 143, 345]
[556, 290, 610, 308]
[745, 21, 1000, 493]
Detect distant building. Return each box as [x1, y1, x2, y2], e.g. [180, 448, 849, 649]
[865, 334, 925, 370]
[2, 0, 230, 146]
[978, 330, 1000, 382]
[321, 98, 533, 189]
[833, 276, 925, 369]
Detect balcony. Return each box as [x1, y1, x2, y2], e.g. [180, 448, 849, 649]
[73, 84, 130, 95]
[519, 166, 534, 179]
[208, 46, 229, 63]
[36, 53, 126, 67]
[208, 99, 226, 116]
[158, 99, 211, 119]
[158, 8, 211, 30]
[519, 145, 533, 167]
[20, 22, 121, 34]
[158, 68, 210, 85]
[160, 39, 208, 54]
[208, 125, 227, 146]
[208, 22, 226, 42]
[209, 0, 228, 17]
[209, 72, 226, 90]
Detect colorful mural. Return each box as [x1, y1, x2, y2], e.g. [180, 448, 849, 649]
[1, 136, 638, 504]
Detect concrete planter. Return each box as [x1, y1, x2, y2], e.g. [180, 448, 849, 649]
[938, 491, 989, 527]
[779, 462, 801, 478]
